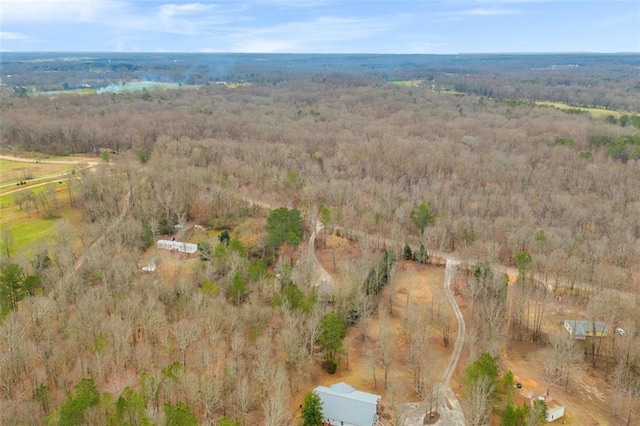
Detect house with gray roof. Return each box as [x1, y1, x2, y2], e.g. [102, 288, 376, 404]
[563, 320, 607, 340]
[314, 382, 381, 426]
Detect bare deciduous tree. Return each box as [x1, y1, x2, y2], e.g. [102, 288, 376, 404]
[262, 365, 291, 426]
[172, 320, 201, 370]
[539, 332, 582, 395]
[378, 310, 395, 390]
[464, 375, 494, 426]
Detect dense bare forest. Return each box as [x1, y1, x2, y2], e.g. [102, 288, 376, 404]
[3, 78, 639, 273]
[1, 54, 640, 425]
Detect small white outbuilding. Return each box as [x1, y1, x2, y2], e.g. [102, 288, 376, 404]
[532, 394, 565, 423]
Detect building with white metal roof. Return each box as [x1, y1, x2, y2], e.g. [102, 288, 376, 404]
[314, 382, 380, 426]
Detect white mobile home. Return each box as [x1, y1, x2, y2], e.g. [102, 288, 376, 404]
[157, 240, 198, 254]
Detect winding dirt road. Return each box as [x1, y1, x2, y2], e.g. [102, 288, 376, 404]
[0, 155, 99, 194]
[307, 221, 335, 293]
[0, 155, 98, 166]
[436, 259, 466, 425]
[402, 259, 466, 426]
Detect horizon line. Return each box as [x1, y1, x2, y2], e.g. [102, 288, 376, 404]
[1, 50, 639, 56]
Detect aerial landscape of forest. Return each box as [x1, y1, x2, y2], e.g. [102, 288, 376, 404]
[1, 51, 639, 425]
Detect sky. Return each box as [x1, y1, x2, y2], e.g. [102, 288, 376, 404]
[1, 0, 639, 54]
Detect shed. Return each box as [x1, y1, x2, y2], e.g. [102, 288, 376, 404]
[314, 382, 380, 426]
[532, 394, 565, 423]
[142, 261, 156, 272]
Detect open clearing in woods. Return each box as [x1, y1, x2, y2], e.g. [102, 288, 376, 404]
[450, 270, 626, 425]
[309, 233, 453, 423]
[298, 232, 629, 425]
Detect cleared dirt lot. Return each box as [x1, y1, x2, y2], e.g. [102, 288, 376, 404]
[312, 234, 622, 425]
[450, 270, 636, 425]
[310, 233, 453, 423]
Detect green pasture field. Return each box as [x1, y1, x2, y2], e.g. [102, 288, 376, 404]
[0, 183, 83, 255]
[0, 156, 94, 255]
[391, 80, 424, 87]
[0, 181, 68, 205]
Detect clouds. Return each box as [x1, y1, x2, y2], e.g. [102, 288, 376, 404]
[0, 0, 638, 53]
[456, 7, 523, 15]
[0, 32, 30, 41]
[0, 0, 407, 52]
[226, 16, 403, 53]
[158, 2, 218, 17]
[262, 0, 331, 7]
[1, 0, 127, 23]
[1, 1, 242, 28]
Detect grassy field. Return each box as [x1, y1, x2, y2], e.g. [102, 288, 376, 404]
[226, 82, 252, 88]
[31, 88, 98, 96]
[391, 80, 424, 87]
[0, 182, 65, 206]
[1, 153, 97, 162]
[534, 101, 628, 118]
[0, 157, 87, 256]
[0, 155, 97, 196]
[1, 183, 83, 255]
[35, 154, 97, 163]
[0, 159, 75, 183]
[428, 89, 633, 118]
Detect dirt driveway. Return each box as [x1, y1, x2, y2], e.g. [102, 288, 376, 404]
[312, 234, 465, 425]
